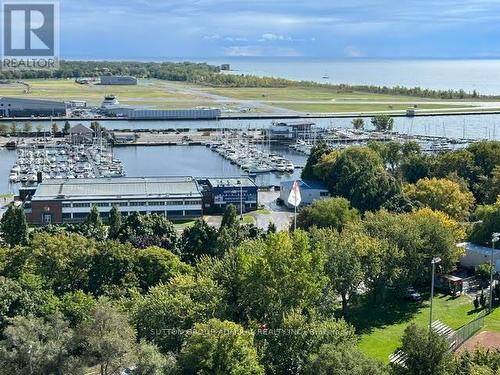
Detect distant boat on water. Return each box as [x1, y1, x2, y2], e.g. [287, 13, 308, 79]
[322, 72, 330, 80]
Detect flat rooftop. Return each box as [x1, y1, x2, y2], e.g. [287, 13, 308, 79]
[32, 176, 202, 201]
[206, 177, 257, 188]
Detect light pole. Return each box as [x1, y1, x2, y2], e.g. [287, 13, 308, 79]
[430, 257, 441, 331]
[489, 233, 500, 311]
[238, 179, 243, 220]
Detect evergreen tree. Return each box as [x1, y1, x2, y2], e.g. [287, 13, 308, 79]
[220, 204, 238, 230]
[63, 121, 71, 135]
[108, 205, 121, 240]
[0, 205, 29, 247]
[352, 118, 365, 130]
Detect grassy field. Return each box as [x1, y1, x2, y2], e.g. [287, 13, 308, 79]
[354, 293, 499, 362]
[199, 86, 437, 102]
[268, 102, 475, 113]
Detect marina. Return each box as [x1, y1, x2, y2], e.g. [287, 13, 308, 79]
[6, 131, 125, 190]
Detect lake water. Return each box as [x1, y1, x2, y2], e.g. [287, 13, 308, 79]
[202, 58, 500, 95]
[8, 114, 500, 140]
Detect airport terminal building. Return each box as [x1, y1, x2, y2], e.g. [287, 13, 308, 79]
[25, 177, 203, 224]
[0, 97, 67, 117]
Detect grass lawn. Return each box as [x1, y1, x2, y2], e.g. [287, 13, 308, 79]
[240, 215, 256, 224]
[199, 86, 434, 102]
[268, 102, 475, 113]
[353, 293, 490, 362]
[173, 219, 197, 230]
[254, 208, 272, 215]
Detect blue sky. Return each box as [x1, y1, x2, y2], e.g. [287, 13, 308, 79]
[60, 0, 500, 59]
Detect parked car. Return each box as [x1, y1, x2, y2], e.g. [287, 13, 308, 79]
[405, 287, 422, 302]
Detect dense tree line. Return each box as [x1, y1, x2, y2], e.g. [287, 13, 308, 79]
[0, 198, 489, 374]
[0, 60, 495, 99]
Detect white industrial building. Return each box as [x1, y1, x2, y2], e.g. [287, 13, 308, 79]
[280, 179, 330, 208]
[458, 242, 500, 271]
[26, 176, 203, 224]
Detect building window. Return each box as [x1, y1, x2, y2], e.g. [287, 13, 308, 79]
[130, 202, 147, 206]
[116, 202, 128, 207]
[184, 200, 201, 205]
[62, 203, 72, 208]
[148, 201, 165, 206]
[73, 203, 91, 208]
[320, 192, 329, 197]
[62, 213, 72, 219]
[95, 202, 110, 207]
[166, 201, 184, 206]
[42, 213, 52, 224]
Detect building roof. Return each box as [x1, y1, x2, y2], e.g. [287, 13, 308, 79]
[207, 177, 257, 188]
[32, 177, 202, 201]
[0, 96, 66, 106]
[281, 179, 328, 191]
[69, 124, 93, 134]
[458, 242, 500, 257]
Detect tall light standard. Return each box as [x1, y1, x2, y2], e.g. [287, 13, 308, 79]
[238, 179, 243, 220]
[429, 257, 442, 331]
[489, 233, 500, 311]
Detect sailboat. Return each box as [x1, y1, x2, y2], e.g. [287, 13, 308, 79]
[322, 71, 330, 80]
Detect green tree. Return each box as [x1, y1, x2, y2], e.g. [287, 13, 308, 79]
[221, 204, 238, 230]
[181, 218, 219, 263]
[352, 118, 365, 130]
[35, 124, 43, 136]
[0, 313, 76, 375]
[393, 323, 453, 375]
[371, 115, 394, 132]
[0, 205, 29, 247]
[87, 240, 137, 296]
[470, 198, 500, 246]
[135, 341, 177, 375]
[118, 212, 177, 251]
[0, 123, 8, 135]
[79, 299, 136, 375]
[178, 319, 264, 375]
[261, 309, 357, 374]
[313, 228, 366, 316]
[233, 231, 327, 323]
[302, 142, 331, 180]
[328, 147, 400, 212]
[296, 197, 359, 231]
[29, 232, 96, 294]
[135, 246, 192, 292]
[22, 122, 32, 134]
[51, 123, 59, 135]
[60, 290, 96, 327]
[107, 205, 121, 240]
[361, 208, 464, 286]
[305, 343, 388, 375]
[133, 274, 225, 352]
[63, 121, 71, 135]
[405, 177, 475, 221]
[10, 122, 17, 134]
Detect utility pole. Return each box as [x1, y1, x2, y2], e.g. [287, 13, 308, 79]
[490, 233, 500, 311]
[430, 257, 441, 331]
